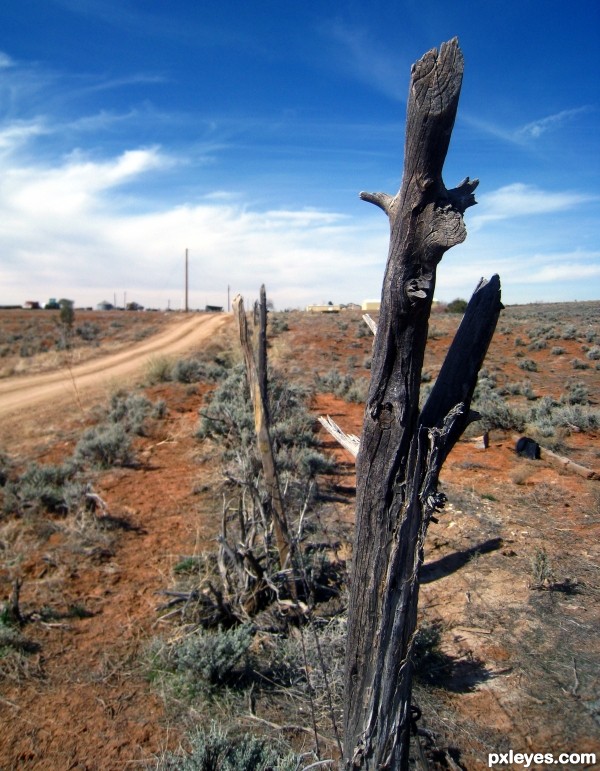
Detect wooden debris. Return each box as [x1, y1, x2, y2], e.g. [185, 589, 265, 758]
[539, 445, 599, 480]
[318, 415, 359, 459]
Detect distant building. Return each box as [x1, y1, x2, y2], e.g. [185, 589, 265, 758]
[126, 302, 144, 311]
[306, 304, 341, 313]
[23, 300, 41, 310]
[205, 305, 224, 312]
[361, 300, 381, 312]
[96, 301, 114, 311]
[44, 298, 60, 309]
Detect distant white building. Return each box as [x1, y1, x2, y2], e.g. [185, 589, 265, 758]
[306, 304, 341, 313]
[361, 300, 380, 312]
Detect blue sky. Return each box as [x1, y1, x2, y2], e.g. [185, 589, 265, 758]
[0, 1, 598, 310]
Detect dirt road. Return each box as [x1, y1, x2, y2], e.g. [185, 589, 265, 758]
[0, 312, 229, 425]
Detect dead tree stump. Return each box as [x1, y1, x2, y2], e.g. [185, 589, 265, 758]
[343, 38, 502, 769]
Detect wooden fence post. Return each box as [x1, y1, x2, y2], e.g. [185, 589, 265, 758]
[232, 293, 292, 571]
[343, 38, 502, 769]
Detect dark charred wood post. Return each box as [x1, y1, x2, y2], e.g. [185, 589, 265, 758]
[343, 38, 502, 769]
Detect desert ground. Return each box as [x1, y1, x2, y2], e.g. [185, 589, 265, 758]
[0, 302, 598, 769]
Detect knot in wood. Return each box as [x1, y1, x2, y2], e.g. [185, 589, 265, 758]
[405, 273, 433, 304]
[377, 402, 395, 430]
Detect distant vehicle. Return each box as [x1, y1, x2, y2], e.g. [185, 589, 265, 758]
[23, 300, 41, 310]
[45, 299, 60, 310]
[205, 304, 224, 312]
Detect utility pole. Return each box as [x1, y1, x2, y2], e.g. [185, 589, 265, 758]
[185, 248, 189, 312]
[227, 284, 230, 312]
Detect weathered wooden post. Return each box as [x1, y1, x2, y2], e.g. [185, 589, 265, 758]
[343, 38, 502, 769]
[232, 293, 292, 571]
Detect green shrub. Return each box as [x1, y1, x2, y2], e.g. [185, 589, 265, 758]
[3, 462, 84, 517]
[446, 298, 468, 314]
[571, 358, 589, 370]
[74, 424, 135, 468]
[518, 359, 537, 372]
[586, 345, 600, 360]
[160, 722, 299, 770]
[108, 392, 154, 435]
[531, 548, 553, 586]
[199, 365, 331, 508]
[170, 624, 254, 689]
[346, 378, 369, 403]
[527, 395, 599, 435]
[551, 404, 599, 432]
[0, 451, 10, 487]
[75, 321, 100, 342]
[172, 357, 206, 384]
[315, 369, 368, 402]
[528, 339, 547, 351]
[269, 314, 289, 334]
[473, 391, 526, 432]
[145, 355, 173, 384]
[412, 622, 445, 684]
[562, 382, 589, 405]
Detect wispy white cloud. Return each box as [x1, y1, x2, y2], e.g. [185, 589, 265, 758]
[469, 183, 595, 230]
[0, 118, 50, 152]
[0, 52, 14, 68]
[325, 21, 409, 102]
[517, 107, 591, 139]
[462, 106, 592, 147]
[3, 146, 173, 219]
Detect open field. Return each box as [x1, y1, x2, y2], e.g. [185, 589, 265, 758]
[0, 301, 599, 769]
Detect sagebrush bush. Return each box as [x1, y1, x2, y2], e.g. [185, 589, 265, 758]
[2, 462, 84, 517]
[173, 356, 226, 384]
[562, 381, 590, 405]
[526, 395, 599, 436]
[160, 722, 299, 770]
[75, 321, 100, 342]
[171, 624, 254, 689]
[0, 450, 10, 487]
[315, 369, 369, 402]
[74, 424, 134, 468]
[472, 388, 526, 432]
[269, 314, 289, 334]
[108, 391, 155, 435]
[586, 345, 600, 360]
[518, 358, 538, 372]
[571, 358, 589, 370]
[198, 365, 332, 510]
